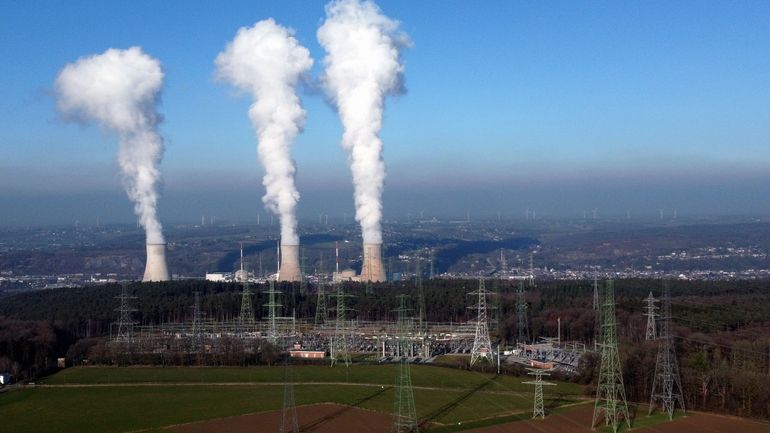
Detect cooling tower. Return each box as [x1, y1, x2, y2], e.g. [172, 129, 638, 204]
[142, 243, 171, 282]
[361, 243, 386, 282]
[278, 244, 301, 282]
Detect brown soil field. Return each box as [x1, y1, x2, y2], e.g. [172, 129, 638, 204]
[463, 405, 770, 433]
[168, 403, 770, 433]
[168, 403, 392, 433]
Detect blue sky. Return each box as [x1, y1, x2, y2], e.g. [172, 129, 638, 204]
[1, 1, 770, 224]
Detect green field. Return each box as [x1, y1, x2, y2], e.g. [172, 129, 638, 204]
[0, 364, 586, 433]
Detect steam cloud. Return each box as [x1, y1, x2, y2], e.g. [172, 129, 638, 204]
[318, 0, 408, 244]
[216, 19, 313, 246]
[55, 47, 166, 244]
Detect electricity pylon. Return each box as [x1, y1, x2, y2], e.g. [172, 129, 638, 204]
[523, 368, 555, 419]
[190, 291, 204, 352]
[330, 283, 353, 367]
[593, 277, 601, 351]
[392, 295, 419, 433]
[592, 280, 631, 432]
[314, 283, 327, 326]
[649, 282, 686, 420]
[238, 246, 255, 334]
[469, 278, 494, 366]
[263, 280, 282, 346]
[280, 360, 299, 433]
[516, 281, 530, 343]
[643, 291, 658, 341]
[415, 260, 427, 337]
[300, 247, 309, 296]
[113, 284, 137, 343]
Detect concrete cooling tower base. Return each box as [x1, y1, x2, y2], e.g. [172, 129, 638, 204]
[143, 243, 171, 282]
[360, 243, 386, 282]
[278, 244, 301, 282]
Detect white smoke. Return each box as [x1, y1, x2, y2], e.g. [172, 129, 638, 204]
[318, 0, 408, 245]
[55, 47, 166, 244]
[216, 19, 312, 246]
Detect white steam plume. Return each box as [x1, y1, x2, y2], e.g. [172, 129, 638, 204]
[55, 47, 166, 244]
[318, 0, 408, 245]
[216, 19, 312, 246]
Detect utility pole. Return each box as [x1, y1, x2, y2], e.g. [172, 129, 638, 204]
[392, 294, 419, 433]
[649, 282, 686, 420]
[516, 281, 530, 343]
[523, 368, 556, 419]
[469, 278, 494, 366]
[592, 280, 631, 432]
[643, 291, 659, 341]
[330, 283, 352, 367]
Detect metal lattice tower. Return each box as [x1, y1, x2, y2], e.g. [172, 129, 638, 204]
[516, 281, 530, 343]
[238, 245, 255, 334]
[499, 248, 507, 272]
[643, 291, 659, 341]
[649, 282, 686, 420]
[469, 278, 494, 366]
[592, 280, 631, 432]
[528, 253, 535, 287]
[300, 248, 307, 296]
[112, 284, 137, 343]
[415, 260, 427, 337]
[593, 277, 601, 352]
[429, 250, 435, 279]
[330, 283, 353, 367]
[280, 360, 299, 433]
[263, 280, 282, 346]
[191, 291, 203, 352]
[393, 294, 419, 433]
[523, 368, 556, 419]
[314, 283, 327, 326]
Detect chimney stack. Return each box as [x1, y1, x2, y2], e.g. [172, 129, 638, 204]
[278, 244, 301, 282]
[143, 243, 171, 282]
[361, 243, 386, 282]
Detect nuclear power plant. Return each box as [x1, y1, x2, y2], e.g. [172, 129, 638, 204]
[142, 243, 171, 282]
[278, 244, 301, 282]
[360, 242, 386, 282]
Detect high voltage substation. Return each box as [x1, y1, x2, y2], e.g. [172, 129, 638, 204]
[109, 252, 686, 431]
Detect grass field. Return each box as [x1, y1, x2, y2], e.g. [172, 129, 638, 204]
[0, 364, 586, 433]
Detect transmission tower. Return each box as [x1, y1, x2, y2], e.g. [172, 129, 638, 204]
[263, 280, 282, 346]
[300, 248, 307, 296]
[649, 282, 686, 420]
[528, 253, 535, 288]
[469, 278, 494, 366]
[238, 245, 255, 334]
[314, 283, 327, 326]
[499, 248, 507, 273]
[330, 283, 353, 367]
[523, 368, 556, 419]
[393, 294, 419, 433]
[393, 305, 419, 427]
[429, 249, 435, 279]
[112, 284, 137, 343]
[643, 291, 659, 341]
[415, 260, 427, 336]
[191, 291, 203, 352]
[280, 360, 299, 433]
[516, 281, 530, 343]
[593, 277, 601, 352]
[592, 280, 631, 432]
